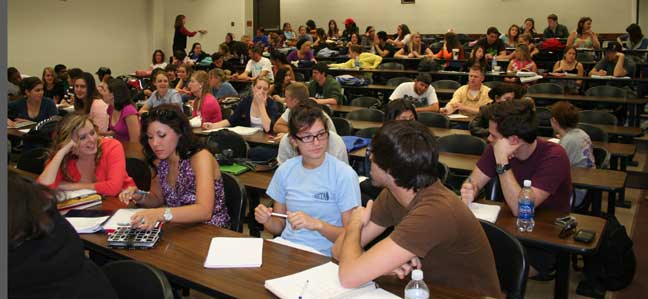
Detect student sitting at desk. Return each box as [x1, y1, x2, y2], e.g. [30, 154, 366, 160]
[393, 32, 433, 59]
[388, 73, 439, 112]
[38, 113, 136, 196]
[461, 99, 572, 279]
[74, 72, 109, 134]
[332, 121, 501, 297]
[329, 44, 383, 70]
[203, 76, 279, 132]
[254, 104, 361, 256]
[373, 31, 397, 58]
[469, 83, 521, 138]
[308, 62, 344, 105]
[7, 77, 58, 127]
[189, 70, 222, 125]
[440, 66, 492, 116]
[208, 68, 238, 99]
[287, 39, 317, 64]
[101, 78, 140, 143]
[119, 104, 230, 230]
[139, 71, 183, 113]
[232, 44, 274, 82]
[552, 46, 584, 93]
[504, 44, 537, 83]
[567, 17, 601, 50]
[543, 13, 569, 39]
[550, 101, 594, 208]
[433, 31, 465, 60]
[9, 173, 118, 299]
[589, 42, 635, 77]
[273, 82, 336, 136]
[500, 24, 520, 48]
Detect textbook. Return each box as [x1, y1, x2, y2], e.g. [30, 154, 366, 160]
[264, 262, 400, 299]
[57, 190, 102, 211]
[204, 237, 263, 268]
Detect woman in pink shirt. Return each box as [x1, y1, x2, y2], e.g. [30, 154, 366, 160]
[37, 113, 135, 196]
[100, 78, 140, 142]
[189, 71, 222, 125]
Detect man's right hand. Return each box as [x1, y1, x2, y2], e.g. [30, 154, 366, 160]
[460, 179, 477, 205]
[254, 204, 273, 224]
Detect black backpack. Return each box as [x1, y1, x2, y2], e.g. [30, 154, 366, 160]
[576, 215, 636, 298]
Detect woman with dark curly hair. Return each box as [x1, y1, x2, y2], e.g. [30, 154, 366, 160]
[119, 104, 230, 230]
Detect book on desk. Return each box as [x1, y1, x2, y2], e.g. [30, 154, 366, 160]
[57, 189, 102, 211]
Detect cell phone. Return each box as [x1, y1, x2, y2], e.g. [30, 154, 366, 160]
[573, 230, 596, 244]
[559, 219, 578, 239]
[555, 216, 576, 227]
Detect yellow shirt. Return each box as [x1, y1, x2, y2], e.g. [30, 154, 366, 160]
[329, 53, 383, 69]
[446, 85, 492, 116]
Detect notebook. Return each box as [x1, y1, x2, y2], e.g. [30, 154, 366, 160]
[264, 262, 400, 299]
[57, 192, 102, 211]
[204, 237, 263, 268]
[65, 216, 110, 233]
[60, 189, 97, 201]
[469, 203, 501, 223]
[447, 114, 469, 119]
[220, 163, 250, 175]
[10, 120, 37, 128]
[102, 209, 142, 232]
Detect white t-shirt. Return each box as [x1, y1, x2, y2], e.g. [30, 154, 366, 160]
[389, 82, 439, 107]
[245, 57, 274, 82]
[398, 33, 411, 45]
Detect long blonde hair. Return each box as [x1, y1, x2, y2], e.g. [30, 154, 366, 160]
[49, 113, 103, 181]
[191, 70, 211, 113]
[407, 32, 423, 54]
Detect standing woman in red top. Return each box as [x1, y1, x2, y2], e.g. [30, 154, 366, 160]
[189, 70, 222, 126]
[37, 113, 136, 196]
[173, 14, 207, 52]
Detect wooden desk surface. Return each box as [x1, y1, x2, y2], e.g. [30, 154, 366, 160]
[81, 198, 485, 299]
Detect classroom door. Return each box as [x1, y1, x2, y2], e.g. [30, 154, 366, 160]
[253, 0, 280, 31]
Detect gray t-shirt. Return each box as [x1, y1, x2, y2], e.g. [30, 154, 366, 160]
[594, 57, 636, 77]
[280, 108, 338, 134]
[277, 130, 349, 164]
[145, 88, 183, 110]
[559, 128, 595, 207]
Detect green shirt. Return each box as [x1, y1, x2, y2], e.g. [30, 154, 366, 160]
[308, 75, 344, 105]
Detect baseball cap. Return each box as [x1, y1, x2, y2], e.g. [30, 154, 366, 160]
[344, 18, 355, 25]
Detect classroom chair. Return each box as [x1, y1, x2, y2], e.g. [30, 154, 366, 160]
[355, 127, 380, 139]
[480, 220, 529, 299]
[578, 123, 609, 143]
[378, 62, 405, 70]
[417, 112, 450, 128]
[346, 108, 385, 122]
[350, 96, 382, 109]
[526, 83, 564, 95]
[431, 79, 461, 90]
[579, 110, 618, 126]
[125, 158, 152, 191]
[221, 172, 247, 233]
[16, 147, 49, 174]
[332, 117, 353, 136]
[386, 76, 413, 87]
[593, 147, 611, 169]
[101, 260, 174, 299]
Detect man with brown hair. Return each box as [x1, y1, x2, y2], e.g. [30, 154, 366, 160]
[543, 14, 569, 38]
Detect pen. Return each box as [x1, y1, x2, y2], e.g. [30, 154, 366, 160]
[271, 212, 288, 218]
[298, 279, 309, 299]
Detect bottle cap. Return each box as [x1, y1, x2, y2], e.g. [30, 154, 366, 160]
[523, 180, 532, 187]
[412, 269, 423, 280]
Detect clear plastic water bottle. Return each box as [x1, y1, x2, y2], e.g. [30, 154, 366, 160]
[354, 59, 360, 70]
[491, 55, 497, 72]
[517, 180, 535, 232]
[404, 270, 429, 299]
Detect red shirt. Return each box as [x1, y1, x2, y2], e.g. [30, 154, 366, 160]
[43, 138, 136, 196]
[192, 93, 222, 124]
[476, 138, 572, 212]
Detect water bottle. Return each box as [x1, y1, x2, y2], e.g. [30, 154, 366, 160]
[491, 55, 497, 72]
[516, 180, 535, 232]
[404, 270, 429, 299]
[354, 59, 360, 70]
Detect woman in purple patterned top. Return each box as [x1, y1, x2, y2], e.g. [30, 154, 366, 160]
[118, 104, 230, 230]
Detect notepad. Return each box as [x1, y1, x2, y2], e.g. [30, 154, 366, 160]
[447, 114, 469, 119]
[265, 262, 400, 299]
[204, 237, 263, 268]
[60, 189, 97, 201]
[469, 203, 501, 223]
[102, 209, 142, 232]
[66, 216, 110, 233]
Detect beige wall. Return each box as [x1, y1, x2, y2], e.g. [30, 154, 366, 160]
[8, 0, 152, 78]
[280, 0, 635, 35]
[8, 0, 251, 79]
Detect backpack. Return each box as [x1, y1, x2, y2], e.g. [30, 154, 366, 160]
[22, 116, 61, 152]
[576, 215, 636, 298]
[540, 38, 565, 51]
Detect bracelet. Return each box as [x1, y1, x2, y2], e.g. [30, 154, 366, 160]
[134, 192, 147, 203]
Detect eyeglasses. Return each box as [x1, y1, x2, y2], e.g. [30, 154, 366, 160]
[294, 131, 329, 143]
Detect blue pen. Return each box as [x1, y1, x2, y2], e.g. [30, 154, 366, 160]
[298, 280, 309, 299]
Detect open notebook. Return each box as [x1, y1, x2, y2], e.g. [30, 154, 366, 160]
[469, 203, 501, 223]
[265, 262, 400, 299]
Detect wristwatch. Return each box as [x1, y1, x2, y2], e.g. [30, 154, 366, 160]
[495, 163, 511, 174]
[163, 208, 173, 222]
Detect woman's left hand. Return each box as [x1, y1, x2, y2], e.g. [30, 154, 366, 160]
[130, 209, 164, 230]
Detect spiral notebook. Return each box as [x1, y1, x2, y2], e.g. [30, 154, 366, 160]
[264, 262, 400, 299]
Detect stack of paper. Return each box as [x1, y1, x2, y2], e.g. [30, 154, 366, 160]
[469, 203, 501, 223]
[447, 114, 469, 119]
[60, 189, 97, 201]
[102, 209, 141, 232]
[65, 216, 110, 233]
[265, 262, 399, 299]
[204, 237, 263, 268]
[519, 75, 544, 83]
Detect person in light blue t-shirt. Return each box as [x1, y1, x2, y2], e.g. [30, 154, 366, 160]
[255, 104, 361, 256]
